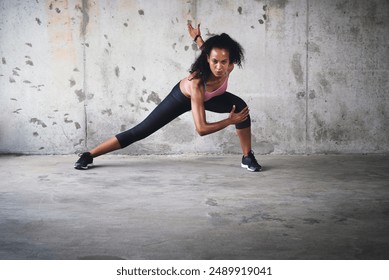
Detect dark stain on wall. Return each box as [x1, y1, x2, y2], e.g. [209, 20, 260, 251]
[309, 90, 316, 99]
[147, 91, 161, 105]
[30, 118, 47, 128]
[69, 78, 76, 87]
[75, 89, 86, 102]
[64, 116, 73, 123]
[259, 5, 268, 24]
[31, 84, 45, 91]
[205, 29, 217, 37]
[312, 105, 367, 145]
[296, 91, 305, 99]
[318, 74, 332, 94]
[77, 0, 89, 37]
[291, 53, 304, 84]
[101, 109, 112, 116]
[138, 9, 144, 15]
[308, 42, 320, 53]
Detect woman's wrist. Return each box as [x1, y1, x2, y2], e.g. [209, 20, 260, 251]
[193, 34, 201, 42]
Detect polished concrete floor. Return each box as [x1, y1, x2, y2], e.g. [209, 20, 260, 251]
[0, 154, 388, 260]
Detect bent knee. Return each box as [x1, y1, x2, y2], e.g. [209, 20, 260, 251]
[235, 115, 251, 129]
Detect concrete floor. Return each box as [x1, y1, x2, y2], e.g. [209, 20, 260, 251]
[0, 154, 388, 260]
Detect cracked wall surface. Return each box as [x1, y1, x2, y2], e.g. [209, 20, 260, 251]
[0, 0, 388, 155]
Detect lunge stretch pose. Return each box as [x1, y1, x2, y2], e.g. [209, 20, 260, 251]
[74, 23, 261, 172]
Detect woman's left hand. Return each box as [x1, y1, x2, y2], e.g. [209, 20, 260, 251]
[187, 22, 201, 40]
[229, 105, 249, 124]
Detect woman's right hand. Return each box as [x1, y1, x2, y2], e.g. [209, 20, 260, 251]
[229, 105, 249, 124]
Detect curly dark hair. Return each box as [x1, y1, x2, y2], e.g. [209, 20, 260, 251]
[190, 33, 245, 82]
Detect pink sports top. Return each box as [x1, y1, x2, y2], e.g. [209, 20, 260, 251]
[204, 76, 229, 101]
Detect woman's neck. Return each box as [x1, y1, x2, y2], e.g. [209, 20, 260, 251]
[207, 73, 228, 83]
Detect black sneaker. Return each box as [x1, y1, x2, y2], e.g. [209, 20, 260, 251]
[241, 150, 262, 172]
[74, 152, 93, 170]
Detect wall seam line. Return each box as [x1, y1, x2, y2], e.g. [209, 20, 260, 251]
[82, 0, 89, 151]
[83, 40, 88, 150]
[305, 0, 310, 155]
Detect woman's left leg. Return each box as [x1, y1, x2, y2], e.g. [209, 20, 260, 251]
[236, 126, 252, 157]
[204, 92, 252, 156]
[205, 92, 261, 171]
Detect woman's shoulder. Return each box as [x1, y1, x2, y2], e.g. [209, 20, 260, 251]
[184, 72, 203, 88]
[180, 73, 204, 98]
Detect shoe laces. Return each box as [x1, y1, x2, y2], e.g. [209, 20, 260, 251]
[77, 152, 91, 160]
[247, 150, 259, 164]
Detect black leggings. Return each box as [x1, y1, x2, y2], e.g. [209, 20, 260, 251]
[115, 82, 251, 148]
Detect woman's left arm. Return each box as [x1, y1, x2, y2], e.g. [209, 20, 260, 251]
[187, 22, 204, 48]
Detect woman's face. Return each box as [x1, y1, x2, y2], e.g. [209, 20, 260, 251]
[207, 48, 230, 78]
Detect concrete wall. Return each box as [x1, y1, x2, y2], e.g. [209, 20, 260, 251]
[1, 0, 388, 155]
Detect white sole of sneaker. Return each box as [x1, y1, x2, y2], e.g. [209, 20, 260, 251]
[241, 163, 260, 172]
[74, 163, 93, 170]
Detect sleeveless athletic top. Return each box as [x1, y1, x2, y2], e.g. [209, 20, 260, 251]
[204, 76, 229, 101]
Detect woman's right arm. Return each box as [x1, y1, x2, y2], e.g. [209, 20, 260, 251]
[189, 78, 249, 136]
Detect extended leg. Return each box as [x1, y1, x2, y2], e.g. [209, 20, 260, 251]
[74, 83, 191, 169]
[74, 138, 120, 170]
[89, 136, 122, 157]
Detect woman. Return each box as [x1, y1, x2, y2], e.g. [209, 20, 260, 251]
[74, 23, 261, 172]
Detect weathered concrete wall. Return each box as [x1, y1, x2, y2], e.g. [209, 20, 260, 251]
[0, 0, 388, 155]
[307, 0, 389, 153]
